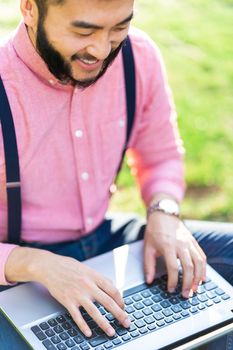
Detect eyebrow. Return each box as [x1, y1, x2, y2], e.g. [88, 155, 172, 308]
[70, 12, 134, 30]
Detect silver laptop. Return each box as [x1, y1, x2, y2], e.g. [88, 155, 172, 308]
[0, 240, 233, 350]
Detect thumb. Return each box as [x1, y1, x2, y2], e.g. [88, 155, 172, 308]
[144, 244, 157, 284]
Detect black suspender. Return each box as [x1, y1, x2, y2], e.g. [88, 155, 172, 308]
[0, 78, 22, 244]
[0, 36, 136, 244]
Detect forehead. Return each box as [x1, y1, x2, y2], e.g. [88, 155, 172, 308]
[46, 0, 134, 26]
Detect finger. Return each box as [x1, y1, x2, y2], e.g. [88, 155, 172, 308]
[96, 288, 131, 329]
[144, 243, 157, 284]
[163, 249, 179, 293]
[190, 244, 206, 291]
[83, 299, 116, 337]
[68, 304, 92, 337]
[97, 277, 125, 309]
[178, 248, 194, 298]
[192, 239, 207, 281]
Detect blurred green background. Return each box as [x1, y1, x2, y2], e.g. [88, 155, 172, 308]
[1, 0, 233, 221]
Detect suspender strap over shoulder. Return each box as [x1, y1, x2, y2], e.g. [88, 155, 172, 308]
[113, 36, 136, 184]
[0, 78, 22, 244]
[122, 36, 136, 149]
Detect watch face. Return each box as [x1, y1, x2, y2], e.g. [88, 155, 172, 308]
[159, 199, 179, 215]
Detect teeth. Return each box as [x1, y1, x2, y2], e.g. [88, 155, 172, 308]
[80, 58, 98, 65]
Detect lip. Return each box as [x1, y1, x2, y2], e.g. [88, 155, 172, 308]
[74, 58, 103, 71]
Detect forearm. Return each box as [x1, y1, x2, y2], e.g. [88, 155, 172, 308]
[4, 246, 54, 285]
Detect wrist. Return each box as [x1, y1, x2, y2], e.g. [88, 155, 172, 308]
[147, 198, 180, 219]
[5, 247, 53, 284]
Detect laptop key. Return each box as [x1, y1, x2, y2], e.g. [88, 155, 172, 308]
[80, 343, 90, 350]
[42, 339, 57, 350]
[141, 290, 152, 298]
[150, 286, 160, 295]
[160, 300, 171, 308]
[160, 292, 170, 299]
[151, 304, 162, 313]
[90, 335, 108, 347]
[142, 308, 153, 316]
[198, 294, 208, 303]
[180, 301, 191, 310]
[213, 297, 221, 304]
[156, 320, 165, 327]
[147, 324, 156, 331]
[171, 305, 182, 313]
[67, 328, 78, 337]
[51, 335, 61, 344]
[134, 302, 144, 310]
[131, 330, 139, 337]
[169, 296, 179, 305]
[181, 311, 190, 318]
[206, 291, 216, 299]
[54, 325, 63, 334]
[198, 304, 206, 311]
[128, 323, 137, 332]
[40, 322, 50, 330]
[56, 315, 66, 323]
[222, 294, 230, 300]
[62, 322, 72, 330]
[151, 295, 162, 303]
[135, 320, 146, 328]
[204, 282, 217, 291]
[144, 316, 155, 324]
[60, 332, 69, 341]
[197, 285, 206, 294]
[35, 330, 47, 341]
[45, 329, 55, 337]
[125, 305, 135, 314]
[65, 339, 75, 347]
[73, 335, 84, 344]
[190, 307, 198, 314]
[132, 294, 142, 302]
[48, 319, 58, 327]
[164, 317, 173, 324]
[122, 334, 131, 341]
[189, 297, 199, 306]
[215, 288, 225, 296]
[106, 313, 115, 321]
[173, 314, 182, 321]
[133, 311, 144, 319]
[143, 299, 153, 307]
[153, 312, 164, 321]
[104, 341, 114, 348]
[206, 300, 214, 307]
[139, 327, 148, 334]
[57, 344, 67, 350]
[162, 309, 173, 317]
[124, 297, 133, 305]
[112, 338, 122, 345]
[116, 328, 128, 336]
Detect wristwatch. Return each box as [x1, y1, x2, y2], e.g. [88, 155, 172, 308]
[147, 199, 180, 218]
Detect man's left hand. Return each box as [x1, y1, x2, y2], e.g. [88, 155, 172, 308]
[144, 212, 207, 298]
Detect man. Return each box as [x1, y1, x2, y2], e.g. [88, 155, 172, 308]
[0, 0, 232, 349]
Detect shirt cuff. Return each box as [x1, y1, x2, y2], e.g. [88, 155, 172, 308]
[0, 243, 19, 285]
[141, 180, 185, 206]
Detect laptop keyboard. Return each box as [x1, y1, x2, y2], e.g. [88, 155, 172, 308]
[31, 274, 231, 350]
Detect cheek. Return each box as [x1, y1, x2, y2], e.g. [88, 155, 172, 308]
[51, 34, 87, 60]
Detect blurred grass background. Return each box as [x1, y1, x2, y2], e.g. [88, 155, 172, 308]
[1, 0, 233, 221]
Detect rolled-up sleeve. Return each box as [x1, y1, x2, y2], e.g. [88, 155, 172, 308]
[0, 243, 18, 285]
[128, 30, 185, 205]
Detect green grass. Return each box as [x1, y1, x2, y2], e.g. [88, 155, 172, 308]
[1, 0, 233, 221]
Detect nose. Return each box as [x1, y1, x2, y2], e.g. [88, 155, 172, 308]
[87, 34, 112, 61]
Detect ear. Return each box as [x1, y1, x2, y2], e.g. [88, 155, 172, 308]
[20, 0, 39, 27]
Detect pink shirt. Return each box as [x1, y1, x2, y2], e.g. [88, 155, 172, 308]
[0, 23, 185, 285]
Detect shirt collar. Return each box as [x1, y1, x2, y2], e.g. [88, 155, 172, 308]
[12, 22, 71, 89]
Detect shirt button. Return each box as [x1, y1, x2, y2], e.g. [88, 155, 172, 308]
[81, 172, 89, 181]
[49, 79, 55, 85]
[74, 88, 78, 94]
[119, 119, 125, 128]
[86, 217, 93, 226]
[75, 129, 83, 138]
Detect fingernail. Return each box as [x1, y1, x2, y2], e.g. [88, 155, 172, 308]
[168, 287, 175, 293]
[183, 290, 190, 298]
[123, 318, 131, 328]
[85, 329, 92, 337]
[107, 327, 115, 337]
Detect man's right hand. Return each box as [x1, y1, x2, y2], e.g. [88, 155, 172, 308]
[5, 247, 131, 337]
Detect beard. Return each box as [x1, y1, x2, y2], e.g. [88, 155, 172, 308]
[36, 20, 125, 88]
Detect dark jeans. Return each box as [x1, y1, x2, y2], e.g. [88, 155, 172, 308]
[0, 214, 233, 350]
